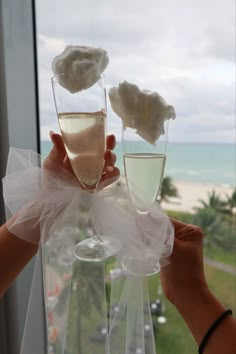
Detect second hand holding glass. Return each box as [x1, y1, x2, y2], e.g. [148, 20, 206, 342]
[52, 74, 120, 261]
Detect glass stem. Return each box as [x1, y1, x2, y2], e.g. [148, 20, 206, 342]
[92, 226, 103, 244]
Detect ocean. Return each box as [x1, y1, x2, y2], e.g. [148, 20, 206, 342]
[41, 141, 235, 187]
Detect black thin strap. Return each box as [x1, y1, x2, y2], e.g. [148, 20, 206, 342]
[198, 309, 233, 354]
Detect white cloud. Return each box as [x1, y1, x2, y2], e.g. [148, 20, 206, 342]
[38, 34, 66, 53]
[36, 0, 235, 143]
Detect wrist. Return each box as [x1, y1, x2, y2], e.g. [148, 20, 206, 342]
[174, 284, 226, 345]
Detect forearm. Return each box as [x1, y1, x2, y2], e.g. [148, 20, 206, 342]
[175, 286, 236, 354]
[0, 223, 38, 297]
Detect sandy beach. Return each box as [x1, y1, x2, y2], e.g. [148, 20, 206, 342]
[114, 176, 235, 213]
[161, 181, 234, 213]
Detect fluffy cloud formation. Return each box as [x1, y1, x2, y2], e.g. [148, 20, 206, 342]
[36, 0, 235, 143]
[109, 81, 175, 144]
[51, 45, 109, 93]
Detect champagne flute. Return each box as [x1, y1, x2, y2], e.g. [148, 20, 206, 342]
[121, 120, 169, 275]
[51, 74, 120, 261]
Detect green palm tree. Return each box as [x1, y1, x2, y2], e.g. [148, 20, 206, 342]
[159, 176, 179, 203]
[224, 189, 236, 215]
[193, 207, 225, 251]
[198, 190, 226, 214]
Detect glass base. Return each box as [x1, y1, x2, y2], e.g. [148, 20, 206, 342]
[121, 254, 160, 277]
[73, 236, 121, 262]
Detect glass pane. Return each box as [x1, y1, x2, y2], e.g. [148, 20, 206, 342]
[36, 0, 235, 353]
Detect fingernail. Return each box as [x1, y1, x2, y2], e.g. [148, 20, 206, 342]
[110, 135, 116, 148]
[50, 130, 55, 141]
[107, 166, 114, 172]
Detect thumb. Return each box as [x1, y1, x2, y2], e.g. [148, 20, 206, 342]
[46, 131, 67, 167]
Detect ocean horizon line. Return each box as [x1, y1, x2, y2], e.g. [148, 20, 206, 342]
[40, 140, 235, 186]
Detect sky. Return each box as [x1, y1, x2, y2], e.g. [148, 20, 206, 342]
[36, 0, 235, 143]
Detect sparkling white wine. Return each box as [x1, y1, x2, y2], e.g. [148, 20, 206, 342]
[58, 112, 106, 187]
[124, 153, 166, 205]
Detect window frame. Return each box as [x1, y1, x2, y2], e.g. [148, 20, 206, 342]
[0, 0, 44, 353]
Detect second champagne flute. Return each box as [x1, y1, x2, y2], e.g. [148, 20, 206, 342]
[123, 122, 168, 211]
[122, 120, 169, 275]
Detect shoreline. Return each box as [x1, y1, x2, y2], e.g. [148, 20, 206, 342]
[115, 176, 234, 213]
[161, 181, 234, 213]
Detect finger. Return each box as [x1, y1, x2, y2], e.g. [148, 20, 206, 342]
[62, 155, 75, 175]
[48, 132, 77, 176]
[98, 166, 120, 189]
[170, 218, 203, 240]
[104, 149, 117, 168]
[46, 131, 67, 166]
[106, 134, 116, 151]
[170, 218, 189, 231]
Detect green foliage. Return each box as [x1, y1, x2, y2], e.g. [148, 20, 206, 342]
[62, 262, 106, 354]
[224, 189, 236, 215]
[215, 221, 236, 252]
[204, 245, 236, 267]
[160, 176, 179, 203]
[72, 262, 105, 316]
[193, 208, 224, 248]
[198, 190, 224, 210]
[197, 189, 234, 216]
[105, 281, 111, 306]
[192, 189, 236, 253]
[166, 187, 236, 260]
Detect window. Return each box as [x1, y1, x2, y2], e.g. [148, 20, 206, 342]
[1, 0, 234, 353]
[0, 1, 43, 353]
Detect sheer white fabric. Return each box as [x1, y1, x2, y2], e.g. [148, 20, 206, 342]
[2, 148, 174, 354]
